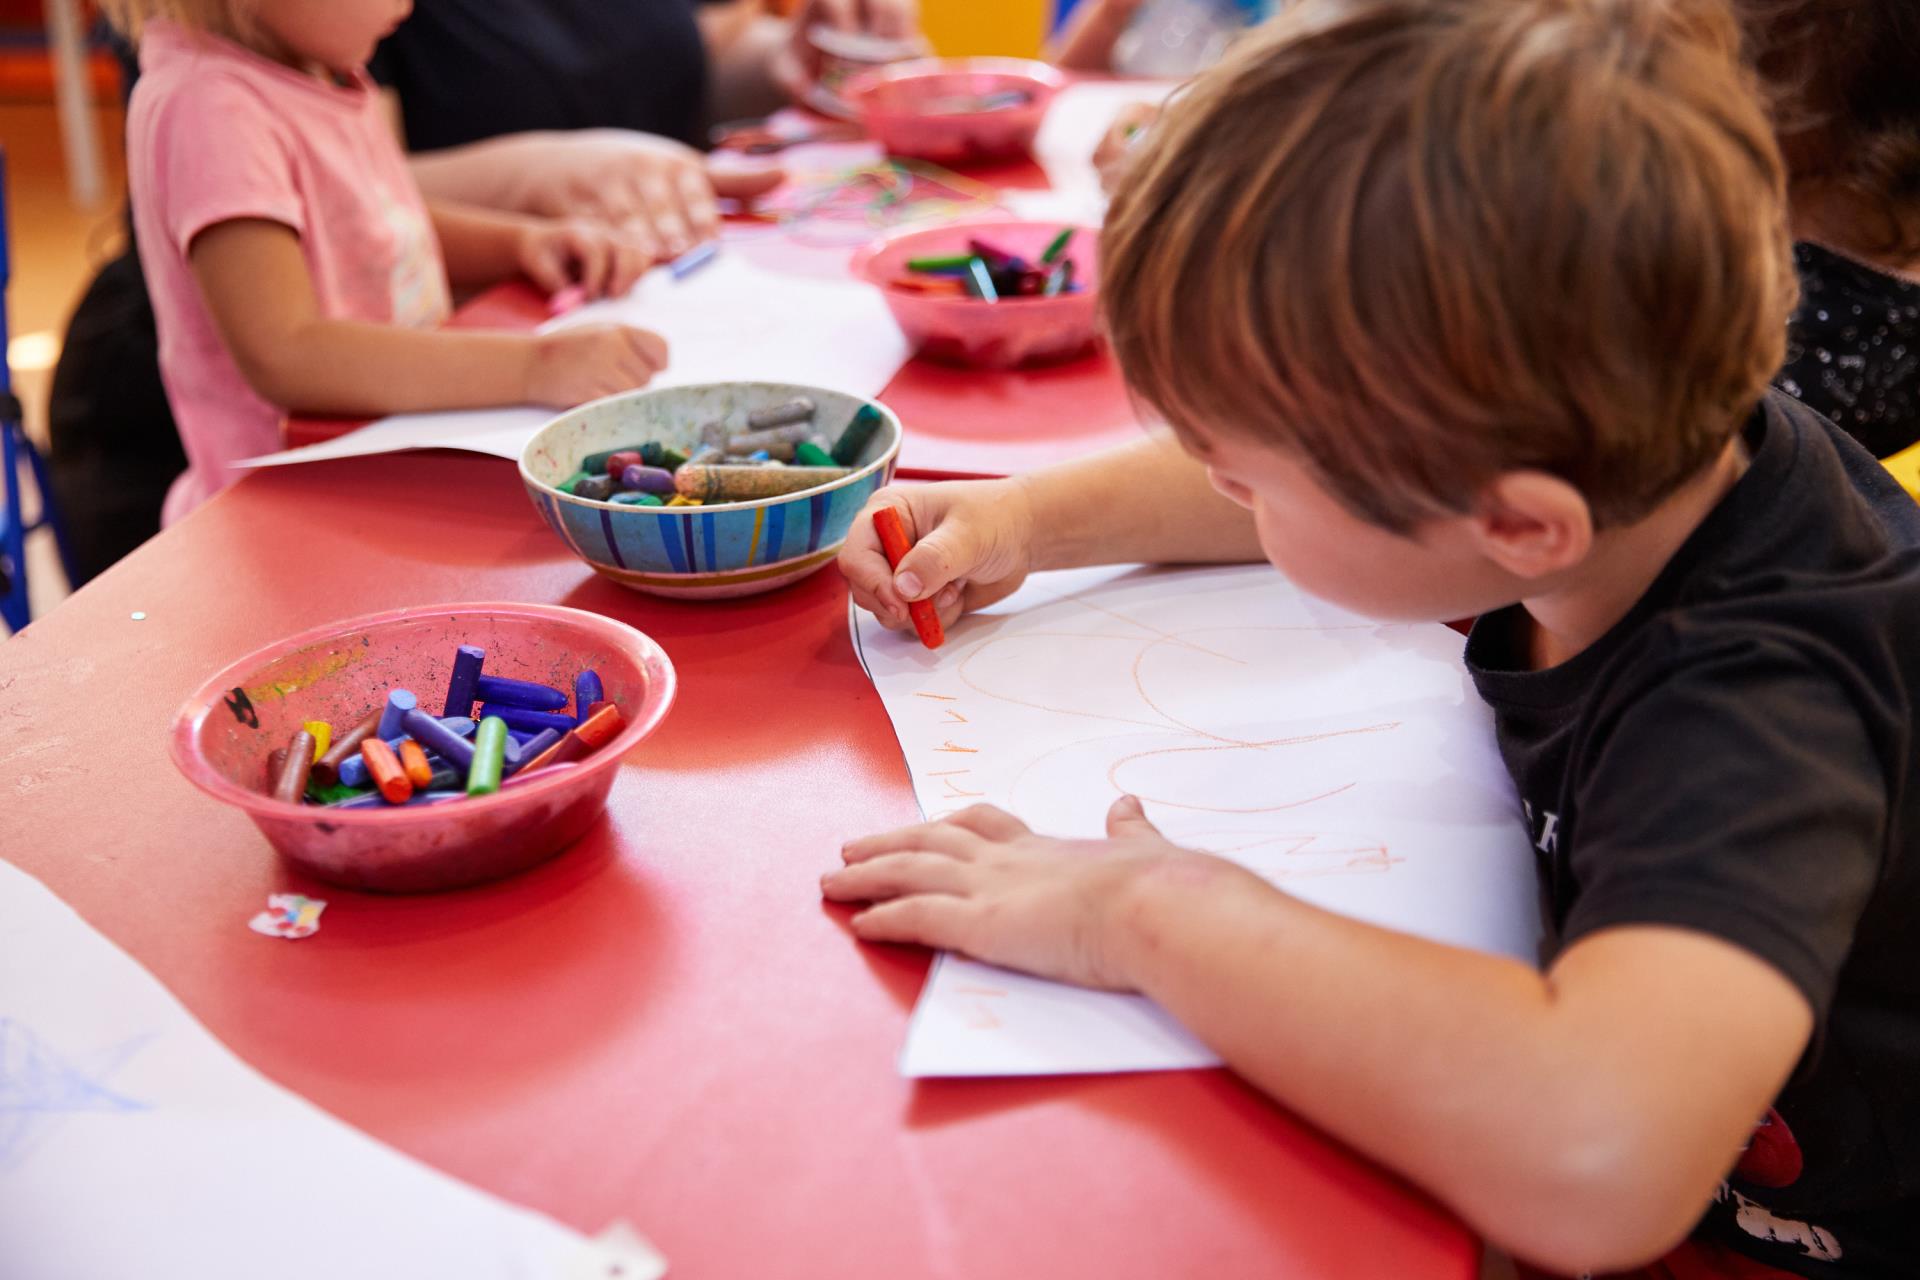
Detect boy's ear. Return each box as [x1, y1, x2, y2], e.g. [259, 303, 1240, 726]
[1465, 471, 1594, 580]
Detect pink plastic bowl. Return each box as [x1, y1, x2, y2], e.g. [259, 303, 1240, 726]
[851, 219, 1102, 369]
[845, 57, 1064, 164]
[168, 603, 676, 893]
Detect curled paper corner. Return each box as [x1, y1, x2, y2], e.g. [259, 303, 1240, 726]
[562, 1220, 669, 1280]
[247, 893, 327, 940]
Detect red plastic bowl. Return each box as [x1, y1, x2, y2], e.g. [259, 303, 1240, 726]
[169, 603, 676, 893]
[851, 219, 1102, 369]
[845, 57, 1065, 164]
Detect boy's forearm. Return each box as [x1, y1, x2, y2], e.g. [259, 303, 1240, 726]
[427, 201, 536, 290]
[1017, 432, 1264, 570]
[252, 320, 533, 417]
[1107, 869, 1743, 1272]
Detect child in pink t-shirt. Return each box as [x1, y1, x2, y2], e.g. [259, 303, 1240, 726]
[102, 0, 670, 523]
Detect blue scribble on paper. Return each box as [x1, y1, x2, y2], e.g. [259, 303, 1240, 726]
[0, 1017, 152, 1171]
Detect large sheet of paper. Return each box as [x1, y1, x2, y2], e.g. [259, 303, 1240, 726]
[238, 251, 911, 468]
[1027, 79, 1183, 219]
[0, 860, 660, 1279]
[851, 564, 1542, 1077]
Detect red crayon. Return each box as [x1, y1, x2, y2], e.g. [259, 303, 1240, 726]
[871, 506, 945, 650]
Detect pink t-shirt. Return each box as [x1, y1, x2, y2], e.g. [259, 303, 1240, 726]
[127, 20, 451, 524]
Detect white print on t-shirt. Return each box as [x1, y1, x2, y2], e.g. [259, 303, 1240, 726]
[1716, 1183, 1843, 1262]
[1521, 800, 1561, 854]
[378, 187, 451, 330]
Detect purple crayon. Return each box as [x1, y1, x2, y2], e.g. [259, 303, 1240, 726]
[478, 703, 577, 735]
[574, 670, 605, 715]
[443, 645, 485, 717]
[377, 688, 417, 741]
[473, 673, 569, 712]
[504, 728, 563, 775]
[403, 708, 477, 771]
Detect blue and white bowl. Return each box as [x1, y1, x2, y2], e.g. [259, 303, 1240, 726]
[520, 382, 902, 599]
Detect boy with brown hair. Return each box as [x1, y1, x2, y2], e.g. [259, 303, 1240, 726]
[827, 0, 1920, 1274]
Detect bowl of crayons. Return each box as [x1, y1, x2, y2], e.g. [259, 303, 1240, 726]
[168, 603, 676, 892]
[844, 57, 1064, 164]
[852, 219, 1099, 369]
[520, 382, 901, 599]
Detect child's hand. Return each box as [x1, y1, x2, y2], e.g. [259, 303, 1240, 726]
[823, 796, 1254, 990]
[840, 479, 1038, 633]
[517, 219, 652, 300]
[1094, 102, 1160, 195]
[525, 325, 670, 407]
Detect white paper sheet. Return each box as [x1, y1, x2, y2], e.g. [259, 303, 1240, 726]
[850, 564, 1542, 1077]
[0, 860, 663, 1279]
[1030, 79, 1183, 213]
[238, 251, 911, 468]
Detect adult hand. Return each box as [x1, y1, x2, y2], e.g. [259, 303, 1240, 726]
[824, 797, 1253, 991]
[515, 130, 784, 262]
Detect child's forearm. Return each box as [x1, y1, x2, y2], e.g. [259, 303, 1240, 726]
[1108, 868, 1799, 1273]
[426, 201, 539, 290]
[247, 319, 533, 417]
[1050, 0, 1145, 70]
[1017, 432, 1265, 569]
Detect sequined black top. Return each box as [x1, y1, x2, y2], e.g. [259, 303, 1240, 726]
[1776, 242, 1920, 459]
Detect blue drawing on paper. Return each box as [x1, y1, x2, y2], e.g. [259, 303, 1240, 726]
[0, 1017, 152, 1171]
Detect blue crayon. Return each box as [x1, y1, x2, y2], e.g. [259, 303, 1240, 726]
[670, 240, 719, 280]
[403, 708, 476, 771]
[478, 703, 578, 735]
[377, 689, 417, 741]
[504, 728, 562, 776]
[574, 670, 605, 714]
[328, 789, 466, 810]
[335, 717, 479, 788]
[443, 645, 485, 717]
[473, 674, 569, 712]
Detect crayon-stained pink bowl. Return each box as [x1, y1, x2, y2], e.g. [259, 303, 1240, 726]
[168, 603, 676, 893]
[845, 58, 1064, 164]
[851, 219, 1102, 369]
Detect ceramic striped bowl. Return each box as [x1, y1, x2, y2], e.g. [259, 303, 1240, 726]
[519, 382, 902, 599]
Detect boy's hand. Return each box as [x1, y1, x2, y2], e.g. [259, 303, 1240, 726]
[823, 796, 1258, 990]
[1094, 102, 1160, 195]
[525, 325, 670, 407]
[516, 219, 652, 301]
[840, 479, 1038, 633]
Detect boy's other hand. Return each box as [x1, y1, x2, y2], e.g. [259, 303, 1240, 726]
[525, 325, 669, 407]
[517, 219, 652, 301]
[1094, 102, 1160, 195]
[824, 797, 1255, 990]
[840, 479, 1037, 633]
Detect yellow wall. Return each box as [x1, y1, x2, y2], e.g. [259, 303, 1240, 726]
[921, 0, 1051, 57]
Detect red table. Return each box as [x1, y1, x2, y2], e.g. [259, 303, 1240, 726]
[0, 147, 1478, 1278]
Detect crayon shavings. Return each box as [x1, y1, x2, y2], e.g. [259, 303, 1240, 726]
[248, 893, 327, 940]
[755, 160, 1003, 246]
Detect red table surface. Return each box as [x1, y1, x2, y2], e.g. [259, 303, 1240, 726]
[0, 452, 1476, 1277]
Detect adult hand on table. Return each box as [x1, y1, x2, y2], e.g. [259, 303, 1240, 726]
[823, 797, 1256, 990]
[773, 0, 927, 101]
[513, 129, 785, 263]
[840, 478, 1037, 634]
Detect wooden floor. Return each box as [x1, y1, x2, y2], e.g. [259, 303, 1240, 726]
[4, 97, 128, 622]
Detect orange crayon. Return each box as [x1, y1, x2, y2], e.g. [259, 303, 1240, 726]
[871, 505, 944, 650]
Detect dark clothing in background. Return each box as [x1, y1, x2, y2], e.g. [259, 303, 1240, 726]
[1776, 242, 1920, 460]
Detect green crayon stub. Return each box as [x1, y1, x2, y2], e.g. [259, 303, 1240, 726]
[468, 716, 508, 796]
[907, 253, 974, 273]
[794, 440, 835, 467]
[831, 404, 884, 466]
[1040, 226, 1074, 264]
[309, 782, 367, 805]
[558, 469, 593, 495]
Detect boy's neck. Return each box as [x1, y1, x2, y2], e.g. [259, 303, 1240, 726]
[1519, 436, 1750, 670]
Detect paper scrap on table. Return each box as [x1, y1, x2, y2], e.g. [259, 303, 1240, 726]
[237, 250, 911, 469]
[1030, 79, 1183, 210]
[0, 859, 659, 1278]
[850, 563, 1542, 1077]
[247, 892, 326, 939]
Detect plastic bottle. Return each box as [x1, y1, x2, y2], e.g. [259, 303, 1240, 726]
[1112, 0, 1276, 78]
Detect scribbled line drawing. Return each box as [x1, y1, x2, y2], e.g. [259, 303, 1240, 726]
[0, 1017, 153, 1172]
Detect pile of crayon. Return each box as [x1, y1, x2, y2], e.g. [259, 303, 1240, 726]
[918, 88, 1034, 116]
[260, 645, 626, 810]
[891, 227, 1081, 302]
[556, 398, 885, 506]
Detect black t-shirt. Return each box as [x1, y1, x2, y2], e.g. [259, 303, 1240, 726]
[369, 0, 711, 150]
[1777, 242, 1920, 461]
[1467, 391, 1920, 1277]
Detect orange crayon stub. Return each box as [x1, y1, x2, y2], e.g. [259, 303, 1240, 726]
[870, 505, 944, 650]
[360, 737, 414, 805]
[397, 738, 435, 790]
[573, 704, 627, 749]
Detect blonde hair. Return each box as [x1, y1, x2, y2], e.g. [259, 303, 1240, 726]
[97, 0, 245, 39]
[1102, 0, 1796, 533]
